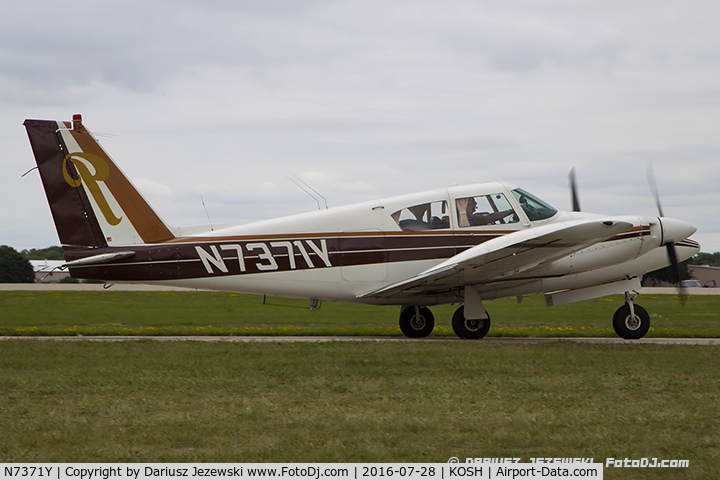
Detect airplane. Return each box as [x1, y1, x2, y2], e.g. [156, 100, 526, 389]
[24, 114, 700, 340]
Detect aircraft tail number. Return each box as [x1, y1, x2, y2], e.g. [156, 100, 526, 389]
[195, 239, 331, 274]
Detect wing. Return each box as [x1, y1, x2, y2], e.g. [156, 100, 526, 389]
[359, 219, 633, 299]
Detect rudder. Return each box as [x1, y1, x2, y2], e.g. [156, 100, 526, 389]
[24, 115, 175, 248]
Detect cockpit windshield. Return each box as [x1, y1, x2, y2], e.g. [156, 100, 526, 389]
[511, 188, 558, 221]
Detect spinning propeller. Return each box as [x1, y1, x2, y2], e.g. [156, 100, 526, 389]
[646, 164, 688, 302]
[569, 166, 689, 302]
[568, 167, 581, 212]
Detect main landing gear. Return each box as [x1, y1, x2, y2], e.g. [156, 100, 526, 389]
[399, 290, 651, 340]
[612, 291, 650, 339]
[400, 288, 491, 339]
[451, 306, 491, 339]
[398, 304, 491, 339]
[398, 306, 435, 338]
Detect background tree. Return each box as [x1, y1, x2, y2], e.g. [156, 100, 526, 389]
[20, 246, 64, 260]
[0, 245, 35, 283]
[642, 251, 718, 286]
[642, 262, 690, 286]
[688, 252, 720, 267]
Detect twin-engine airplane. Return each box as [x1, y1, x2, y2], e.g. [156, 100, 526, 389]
[25, 115, 700, 339]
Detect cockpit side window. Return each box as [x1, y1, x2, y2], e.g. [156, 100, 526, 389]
[511, 188, 558, 221]
[392, 201, 450, 231]
[456, 193, 519, 227]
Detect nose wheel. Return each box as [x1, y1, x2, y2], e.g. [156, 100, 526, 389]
[612, 291, 650, 339]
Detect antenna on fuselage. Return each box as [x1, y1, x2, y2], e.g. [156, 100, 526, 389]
[201, 196, 214, 232]
[287, 175, 328, 210]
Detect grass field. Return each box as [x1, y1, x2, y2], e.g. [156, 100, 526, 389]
[1, 290, 719, 337]
[0, 340, 717, 479]
[1, 291, 718, 478]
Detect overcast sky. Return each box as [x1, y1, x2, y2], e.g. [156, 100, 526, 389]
[3, 0, 719, 252]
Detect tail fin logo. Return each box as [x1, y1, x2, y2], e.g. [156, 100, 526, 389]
[63, 152, 123, 226]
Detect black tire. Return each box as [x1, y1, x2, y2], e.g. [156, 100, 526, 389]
[612, 304, 650, 339]
[452, 305, 491, 339]
[399, 306, 435, 338]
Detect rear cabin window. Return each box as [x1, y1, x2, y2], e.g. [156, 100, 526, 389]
[392, 201, 450, 231]
[456, 193, 519, 227]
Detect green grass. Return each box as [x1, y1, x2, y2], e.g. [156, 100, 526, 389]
[1, 291, 718, 477]
[0, 291, 718, 337]
[0, 340, 717, 479]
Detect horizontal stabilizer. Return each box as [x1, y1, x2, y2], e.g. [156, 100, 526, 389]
[62, 251, 136, 268]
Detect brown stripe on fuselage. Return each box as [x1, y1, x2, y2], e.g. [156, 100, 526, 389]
[64, 226, 648, 282]
[607, 225, 651, 242]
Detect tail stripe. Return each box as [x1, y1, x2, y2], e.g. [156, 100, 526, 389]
[24, 119, 108, 247]
[25, 116, 175, 249]
[58, 124, 175, 244]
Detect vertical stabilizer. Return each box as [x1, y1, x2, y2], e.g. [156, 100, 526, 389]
[24, 115, 175, 247]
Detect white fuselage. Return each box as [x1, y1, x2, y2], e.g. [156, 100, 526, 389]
[103, 182, 697, 306]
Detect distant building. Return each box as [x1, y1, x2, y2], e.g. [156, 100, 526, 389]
[688, 265, 720, 288]
[30, 260, 69, 283]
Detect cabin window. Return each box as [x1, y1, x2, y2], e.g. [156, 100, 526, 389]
[392, 201, 450, 231]
[456, 193, 519, 227]
[511, 188, 558, 221]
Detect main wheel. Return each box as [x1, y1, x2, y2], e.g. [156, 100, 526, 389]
[612, 304, 650, 339]
[452, 305, 491, 339]
[399, 306, 435, 338]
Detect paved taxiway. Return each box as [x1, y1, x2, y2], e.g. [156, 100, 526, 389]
[0, 336, 718, 345]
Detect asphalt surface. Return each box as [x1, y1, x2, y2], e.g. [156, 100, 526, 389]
[2, 284, 720, 294]
[0, 336, 718, 345]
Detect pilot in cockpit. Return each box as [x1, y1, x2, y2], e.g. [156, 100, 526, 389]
[458, 194, 518, 227]
[465, 197, 479, 225]
[457, 196, 483, 227]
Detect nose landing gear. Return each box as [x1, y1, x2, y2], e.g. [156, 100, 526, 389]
[612, 291, 650, 339]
